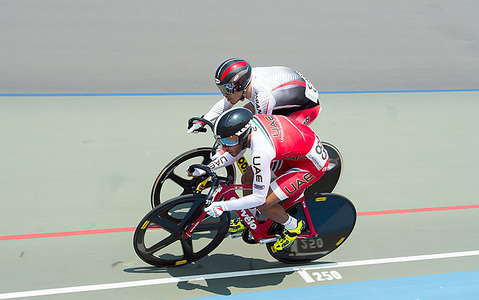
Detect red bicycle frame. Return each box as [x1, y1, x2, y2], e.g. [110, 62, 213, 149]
[184, 181, 319, 242]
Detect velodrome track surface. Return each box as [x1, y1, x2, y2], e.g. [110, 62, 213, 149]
[1, 91, 479, 300]
[1, 1, 479, 299]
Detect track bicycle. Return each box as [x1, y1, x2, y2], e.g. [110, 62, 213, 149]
[133, 164, 356, 267]
[150, 117, 343, 208]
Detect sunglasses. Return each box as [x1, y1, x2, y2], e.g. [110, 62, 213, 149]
[217, 83, 239, 96]
[216, 135, 239, 147]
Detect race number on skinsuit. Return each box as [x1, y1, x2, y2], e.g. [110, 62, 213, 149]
[299, 72, 319, 104]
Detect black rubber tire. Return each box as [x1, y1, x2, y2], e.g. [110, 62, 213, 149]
[151, 147, 236, 208]
[134, 194, 230, 267]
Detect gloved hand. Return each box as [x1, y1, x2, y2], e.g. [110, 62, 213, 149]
[187, 165, 206, 177]
[187, 120, 205, 134]
[204, 201, 226, 218]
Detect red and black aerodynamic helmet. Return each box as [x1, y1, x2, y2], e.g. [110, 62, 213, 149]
[214, 58, 252, 95]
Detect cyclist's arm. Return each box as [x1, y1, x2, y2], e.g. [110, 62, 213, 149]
[189, 147, 246, 176]
[207, 148, 246, 170]
[203, 98, 234, 123]
[222, 149, 273, 211]
[243, 102, 255, 114]
[250, 88, 276, 115]
[264, 94, 276, 115]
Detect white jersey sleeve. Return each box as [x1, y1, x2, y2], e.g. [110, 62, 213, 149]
[207, 148, 246, 170]
[203, 98, 234, 122]
[249, 84, 276, 115]
[190, 147, 246, 177]
[221, 129, 276, 211]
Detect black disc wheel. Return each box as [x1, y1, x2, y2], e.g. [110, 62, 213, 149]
[134, 194, 230, 267]
[266, 193, 356, 264]
[151, 147, 236, 208]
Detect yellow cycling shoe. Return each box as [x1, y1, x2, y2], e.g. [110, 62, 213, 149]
[272, 220, 305, 251]
[228, 218, 247, 234]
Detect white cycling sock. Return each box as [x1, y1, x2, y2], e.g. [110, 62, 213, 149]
[282, 215, 298, 230]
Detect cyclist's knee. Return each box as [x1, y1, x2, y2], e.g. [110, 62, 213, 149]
[258, 190, 281, 209]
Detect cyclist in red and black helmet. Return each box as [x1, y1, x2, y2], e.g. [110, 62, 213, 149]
[214, 58, 252, 98]
[188, 58, 321, 133]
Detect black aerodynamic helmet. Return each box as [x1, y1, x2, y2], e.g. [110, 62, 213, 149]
[214, 108, 253, 147]
[214, 58, 252, 95]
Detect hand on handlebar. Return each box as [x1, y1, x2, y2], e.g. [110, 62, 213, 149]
[187, 165, 207, 177]
[204, 201, 226, 218]
[187, 120, 205, 134]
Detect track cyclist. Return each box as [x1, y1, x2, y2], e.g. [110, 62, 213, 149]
[187, 58, 321, 133]
[188, 108, 329, 251]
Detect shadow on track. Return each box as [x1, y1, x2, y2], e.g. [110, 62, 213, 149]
[124, 253, 338, 295]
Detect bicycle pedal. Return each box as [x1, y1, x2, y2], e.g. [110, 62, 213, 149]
[230, 233, 242, 239]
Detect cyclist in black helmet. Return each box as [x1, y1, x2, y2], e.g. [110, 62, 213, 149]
[188, 107, 329, 251]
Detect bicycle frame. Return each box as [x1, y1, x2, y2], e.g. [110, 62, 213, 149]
[140, 143, 351, 267]
[183, 181, 318, 244]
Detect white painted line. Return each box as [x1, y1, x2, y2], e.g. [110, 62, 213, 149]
[297, 269, 316, 283]
[1, 250, 478, 299]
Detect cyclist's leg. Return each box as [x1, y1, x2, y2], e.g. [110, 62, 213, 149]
[271, 158, 329, 201]
[240, 166, 253, 196]
[271, 82, 321, 126]
[241, 160, 282, 196]
[230, 164, 257, 234]
[254, 162, 301, 225]
[231, 164, 271, 233]
[287, 105, 321, 126]
[257, 184, 303, 250]
[257, 189, 289, 223]
[266, 161, 328, 250]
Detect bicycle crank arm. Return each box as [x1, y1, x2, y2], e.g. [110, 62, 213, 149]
[230, 233, 243, 239]
[258, 236, 280, 244]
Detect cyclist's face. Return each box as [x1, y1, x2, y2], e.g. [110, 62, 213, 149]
[221, 135, 242, 156]
[223, 90, 243, 104]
